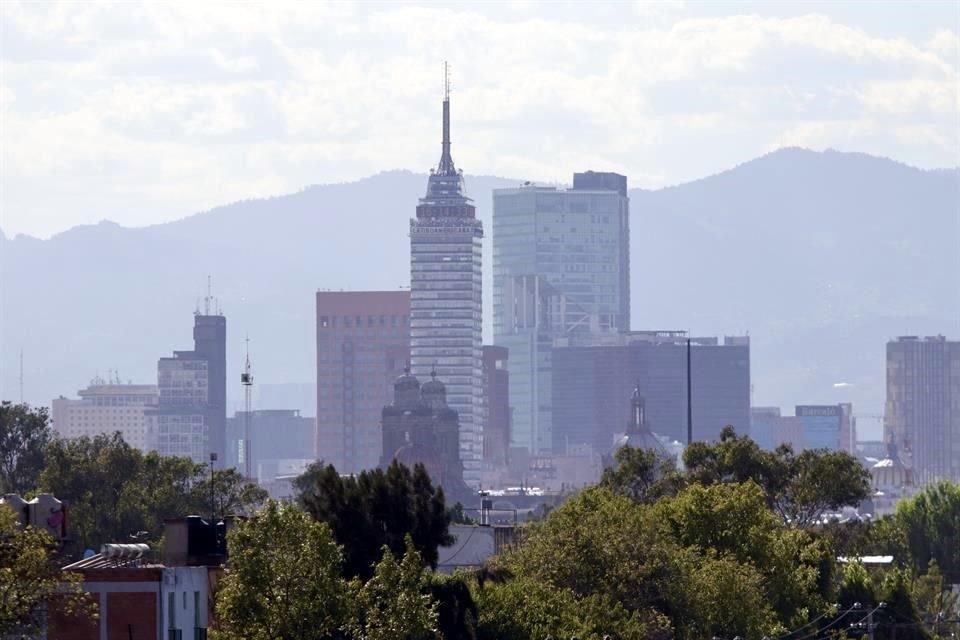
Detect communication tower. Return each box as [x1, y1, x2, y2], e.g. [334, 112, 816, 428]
[241, 337, 254, 479]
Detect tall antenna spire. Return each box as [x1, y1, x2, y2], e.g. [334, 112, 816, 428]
[437, 60, 455, 176]
[19, 348, 24, 404]
[444, 60, 450, 101]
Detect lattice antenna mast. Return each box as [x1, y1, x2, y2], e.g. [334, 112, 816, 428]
[241, 336, 254, 479]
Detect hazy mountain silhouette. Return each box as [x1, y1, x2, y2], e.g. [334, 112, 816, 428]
[2, 148, 957, 436]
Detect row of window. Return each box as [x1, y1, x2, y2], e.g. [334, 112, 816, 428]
[319, 314, 408, 329]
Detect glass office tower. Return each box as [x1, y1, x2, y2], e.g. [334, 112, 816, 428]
[493, 173, 630, 454]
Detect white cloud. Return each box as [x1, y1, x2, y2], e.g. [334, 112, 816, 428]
[0, 1, 957, 237]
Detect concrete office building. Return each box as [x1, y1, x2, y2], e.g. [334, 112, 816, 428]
[409, 76, 484, 485]
[885, 335, 960, 484]
[795, 404, 855, 452]
[52, 379, 158, 450]
[493, 173, 630, 454]
[146, 309, 226, 464]
[750, 407, 805, 451]
[226, 409, 314, 482]
[316, 291, 410, 473]
[552, 332, 750, 454]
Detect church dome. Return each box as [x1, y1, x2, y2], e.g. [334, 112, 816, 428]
[394, 370, 420, 390]
[421, 373, 445, 395]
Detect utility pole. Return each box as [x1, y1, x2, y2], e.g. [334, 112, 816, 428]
[686, 337, 693, 445]
[209, 452, 218, 522]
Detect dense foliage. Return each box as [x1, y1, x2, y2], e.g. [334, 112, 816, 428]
[294, 460, 453, 579]
[684, 426, 872, 526]
[214, 501, 440, 640]
[39, 432, 266, 553]
[0, 506, 95, 635]
[0, 402, 52, 494]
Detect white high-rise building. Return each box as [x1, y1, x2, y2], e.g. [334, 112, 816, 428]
[51, 378, 158, 450]
[409, 71, 484, 486]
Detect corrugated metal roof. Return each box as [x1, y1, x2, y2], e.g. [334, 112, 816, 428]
[63, 552, 162, 571]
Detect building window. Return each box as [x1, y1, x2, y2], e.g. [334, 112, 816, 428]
[320, 316, 329, 328]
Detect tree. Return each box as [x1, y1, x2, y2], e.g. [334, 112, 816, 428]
[682, 553, 779, 640]
[782, 447, 873, 526]
[427, 573, 479, 640]
[39, 433, 265, 553]
[652, 481, 830, 630]
[214, 500, 348, 640]
[295, 461, 453, 579]
[599, 445, 679, 503]
[895, 481, 960, 584]
[0, 402, 52, 494]
[683, 427, 870, 526]
[875, 568, 928, 640]
[473, 576, 663, 640]
[912, 561, 960, 637]
[192, 467, 267, 518]
[0, 506, 95, 635]
[344, 538, 440, 640]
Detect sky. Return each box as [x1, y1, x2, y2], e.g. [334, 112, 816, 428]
[1, 0, 958, 239]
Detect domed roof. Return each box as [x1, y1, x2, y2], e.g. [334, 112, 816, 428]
[394, 367, 420, 390]
[613, 431, 670, 457]
[421, 369, 445, 394]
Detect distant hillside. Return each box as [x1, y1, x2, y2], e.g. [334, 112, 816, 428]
[2, 149, 958, 432]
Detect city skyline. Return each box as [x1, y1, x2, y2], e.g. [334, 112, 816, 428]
[2, 5, 958, 637]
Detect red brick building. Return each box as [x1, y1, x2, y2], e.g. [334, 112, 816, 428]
[316, 291, 410, 473]
[50, 517, 227, 640]
[50, 554, 162, 640]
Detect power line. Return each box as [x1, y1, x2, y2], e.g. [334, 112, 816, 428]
[773, 603, 885, 640]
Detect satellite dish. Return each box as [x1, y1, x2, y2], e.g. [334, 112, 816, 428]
[82, 549, 96, 559]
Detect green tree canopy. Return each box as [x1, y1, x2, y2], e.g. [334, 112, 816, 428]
[496, 482, 833, 639]
[295, 460, 453, 579]
[683, 427, 871, 526]
[39, 433, 265, 553]
[0, 506, 95, 635]
[344, 537, 440, 640]
[0, 402, 52, 494]
[214, 500, 348, 640]
[895, 481, 960, 584]
[599, 445, 679, 503]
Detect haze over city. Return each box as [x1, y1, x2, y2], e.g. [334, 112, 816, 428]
[1, 2, 959, 638]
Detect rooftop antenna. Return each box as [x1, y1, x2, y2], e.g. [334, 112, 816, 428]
[204, 275, 213, 316]
[444, 60, 450, 101]
[241, 336, 254, 480]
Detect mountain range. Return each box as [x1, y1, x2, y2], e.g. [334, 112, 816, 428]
[2, 147, 958, 438]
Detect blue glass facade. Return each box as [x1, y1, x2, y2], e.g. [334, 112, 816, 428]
[493, 178, 630, 454]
